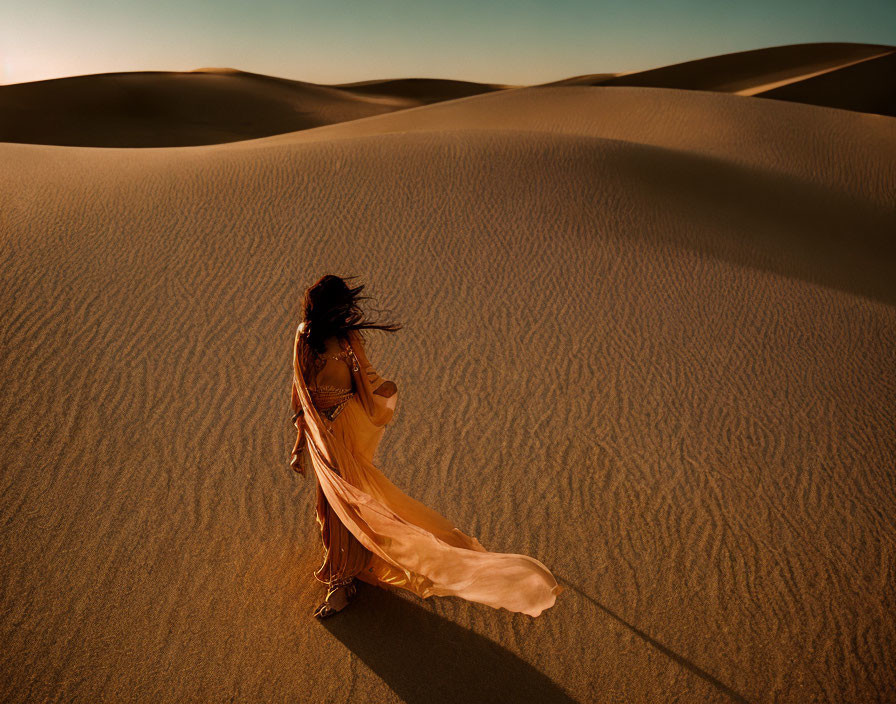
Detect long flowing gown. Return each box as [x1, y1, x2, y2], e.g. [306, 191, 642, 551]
[290, 326, 564, 617]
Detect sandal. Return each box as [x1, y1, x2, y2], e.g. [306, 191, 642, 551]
[312, 601, 339, 619]
[312, 580, 358, 619]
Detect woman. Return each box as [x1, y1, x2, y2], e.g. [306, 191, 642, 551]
[290, 274, 564, 619]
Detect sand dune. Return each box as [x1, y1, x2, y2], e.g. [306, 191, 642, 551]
[570, 42, 896, 117]
[753, 49, 896, 117]
[0, 69, 503, 147]
[328, 77, 507, 102]
[537, 72, 622, 87]
[2, 43, 893, 150]
[257, 85, 896, 211]
[594, 42, 892, 91]
[2, 48, 896, 704]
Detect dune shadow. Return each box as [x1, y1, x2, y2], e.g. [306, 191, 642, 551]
[319, 583, 578, 704]
[590, 138, 896, 307]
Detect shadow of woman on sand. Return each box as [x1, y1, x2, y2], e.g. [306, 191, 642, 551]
[320, 583, 576, 704]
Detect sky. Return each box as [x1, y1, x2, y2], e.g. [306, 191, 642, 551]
[2, 0, 895, 85]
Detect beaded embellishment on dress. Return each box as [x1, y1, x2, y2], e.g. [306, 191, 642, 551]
[310, 384, 355, 422]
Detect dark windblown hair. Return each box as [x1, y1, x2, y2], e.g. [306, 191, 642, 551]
[299, 274, 401, 375]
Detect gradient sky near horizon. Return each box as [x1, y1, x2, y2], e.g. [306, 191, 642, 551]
[2, 0, 895, 85]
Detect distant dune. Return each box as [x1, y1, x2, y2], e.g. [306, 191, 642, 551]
[555, 42, 896, 117]
[1, 43, 893, 148]
[328, 77, 508, 102]
[1, 40, 895, 704]
[592, 42, 891, 90]
[0, 69, 504, 147]
[753, 49, 896, 118]
[533, 72, 623, 87]
[584, 43, 884, 93]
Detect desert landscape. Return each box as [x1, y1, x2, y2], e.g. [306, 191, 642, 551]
[1, 41, 895, 702]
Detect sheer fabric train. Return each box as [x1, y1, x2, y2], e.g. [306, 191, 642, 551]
[291, 326, 564, 617]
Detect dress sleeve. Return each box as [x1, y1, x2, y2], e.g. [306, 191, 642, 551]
[347, 329, 397, 427]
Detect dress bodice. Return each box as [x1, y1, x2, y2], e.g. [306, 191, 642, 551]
[301, 334, 361, 422]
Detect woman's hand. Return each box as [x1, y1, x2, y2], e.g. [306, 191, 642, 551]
[291, 429, 307, 477]
[374, 380, 397, 398]
[290, 449, 306, 477]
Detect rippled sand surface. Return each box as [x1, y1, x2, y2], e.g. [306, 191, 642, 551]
[2, 46, 895, 703]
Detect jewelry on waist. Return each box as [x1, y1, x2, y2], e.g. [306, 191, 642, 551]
[310, 384, 355, 422]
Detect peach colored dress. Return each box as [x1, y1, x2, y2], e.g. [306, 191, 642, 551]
[290, 326, 564, 617]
